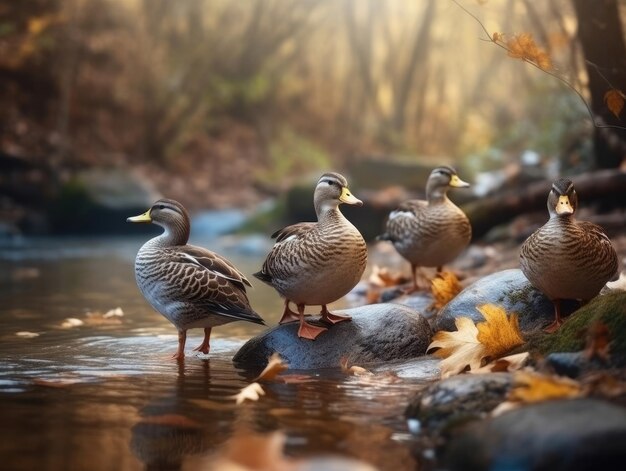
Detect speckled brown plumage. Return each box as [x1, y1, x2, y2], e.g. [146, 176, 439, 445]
[520, 178, 618, 331]
[380, 166, 471, 289]
[128, 198, 264, 359]
[254, 173, 367, 340]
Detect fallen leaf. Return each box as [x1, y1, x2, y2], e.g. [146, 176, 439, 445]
[139, 414, 201, 428]
[16, 331, 39, 338]
[507, 371, 583, 403]
[103, 307, 124, 318]
[604, 88, 625, 118]
[61, 318, 84, 328]
[430, 271, 463, 310]
[582, 372, 626, 398]
[428, 317, 485, 378]
[233, 382, 265, 405]
[584, 321, 611, 362]
[476, 304, 525, 360]
[368, 265, 409, 288]
[340, 357, 374, 376]
[470, 351, 529, 374]
[254, 353, 288, 382]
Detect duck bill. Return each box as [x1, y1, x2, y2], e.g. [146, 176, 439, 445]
[127, 209, 152, 223]
[450, 175, 470, 188]
[339, 187, 363, 206]
[555, 195, 574, 215]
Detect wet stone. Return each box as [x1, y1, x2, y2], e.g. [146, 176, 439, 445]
[434, 269, 577, 334]
[405, 373, 513, 432]
[233, 303, 432, 373]
[444, 399, 626, 471]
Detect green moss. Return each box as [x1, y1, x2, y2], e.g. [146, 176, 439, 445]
[533, 292, 626, 364]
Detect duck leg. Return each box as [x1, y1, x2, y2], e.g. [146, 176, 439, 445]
[405, 264, 429, 293]
[296, 303, 327, 340]
[192, 328, 212, 355]
[544, 299, 564, 333]
[172, 329, 187, 361]
[278, 299, 301, 324]
[320, 304, 351, 325]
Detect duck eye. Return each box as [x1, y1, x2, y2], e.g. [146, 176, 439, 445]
[158, 205, 165, 210]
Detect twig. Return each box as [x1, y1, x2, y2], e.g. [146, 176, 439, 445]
[451, 0, 626, 130]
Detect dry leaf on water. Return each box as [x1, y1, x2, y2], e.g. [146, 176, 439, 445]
[506, 32, 552, 70]
[233, 382, 265, 405]
[254, 353, 288, 382]
[604, 88, 625, 118]
[430, 271, 463, 310]
[60, 307, 124, 328]
[340, 357, 373, 376]
[428, 304, 525, 378]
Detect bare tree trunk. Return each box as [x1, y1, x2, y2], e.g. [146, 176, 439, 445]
[572, 0, 626, 169]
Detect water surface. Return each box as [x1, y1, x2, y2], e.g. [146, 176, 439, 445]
[0, 234, 431, 470]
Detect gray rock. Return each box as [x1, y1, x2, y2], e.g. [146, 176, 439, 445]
[444, 399, 626, 471]
[233, 303, 432, 372]
[434, 269, 577, 334]
[405, 373, 513, 432]
[389, 293, 435, 317]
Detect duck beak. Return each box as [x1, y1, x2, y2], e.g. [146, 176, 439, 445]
[127, 209, 152, 223]
[339, 187, 363, 206]
[555, 195, 574, 215]
[450, 175, 470, 188]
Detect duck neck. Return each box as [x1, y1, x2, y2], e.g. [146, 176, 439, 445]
[316, 202, 344, 224]
[148, 220, 190, 248]
[427, 187, 449, 204]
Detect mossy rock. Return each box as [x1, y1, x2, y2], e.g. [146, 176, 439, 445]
[532, 291, 626, 367]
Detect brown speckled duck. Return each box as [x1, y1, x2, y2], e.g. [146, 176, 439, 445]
[520, 178, 618, 332]
[128, 199, 265, 360]
[379, 166, 472, 290]
[254, 172, 367, 340]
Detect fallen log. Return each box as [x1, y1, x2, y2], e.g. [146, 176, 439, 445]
[463, 168, 626, 240]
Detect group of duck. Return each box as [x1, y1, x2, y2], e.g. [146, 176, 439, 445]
[127, 167, 619, 360]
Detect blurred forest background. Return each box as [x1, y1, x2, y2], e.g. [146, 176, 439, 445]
[0, 0, 625, 234]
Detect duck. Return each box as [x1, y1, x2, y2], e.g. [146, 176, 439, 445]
[378, 166, 472, 291]
[520, 178, 618, 332]
[127, 198, 265, 360]
[254, 172, 367, 340]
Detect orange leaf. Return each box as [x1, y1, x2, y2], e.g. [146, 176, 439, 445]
[506, 32, 552, 70]
[430, 271, 463, 310]
[604, 89, 625, 118]
[492, 32, 504, 43]
[254, 353, 288, 382]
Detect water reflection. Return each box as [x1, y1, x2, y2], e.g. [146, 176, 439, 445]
[0, 236, 428, 470]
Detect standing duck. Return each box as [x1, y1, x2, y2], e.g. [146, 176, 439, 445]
[520, 178, 618, 332]
[254, 172, 367, 340]
[379, 166, 472, 290]
[128, 199, 265, 360]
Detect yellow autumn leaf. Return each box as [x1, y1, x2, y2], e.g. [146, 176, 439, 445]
[428, 317, 485, 378]
[604, 89, 625, 119]
[476, 304, 524, 359]
[508, 371, 583, 403]
[254, 353, 288, 382]
[430, 271, 463, 310]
